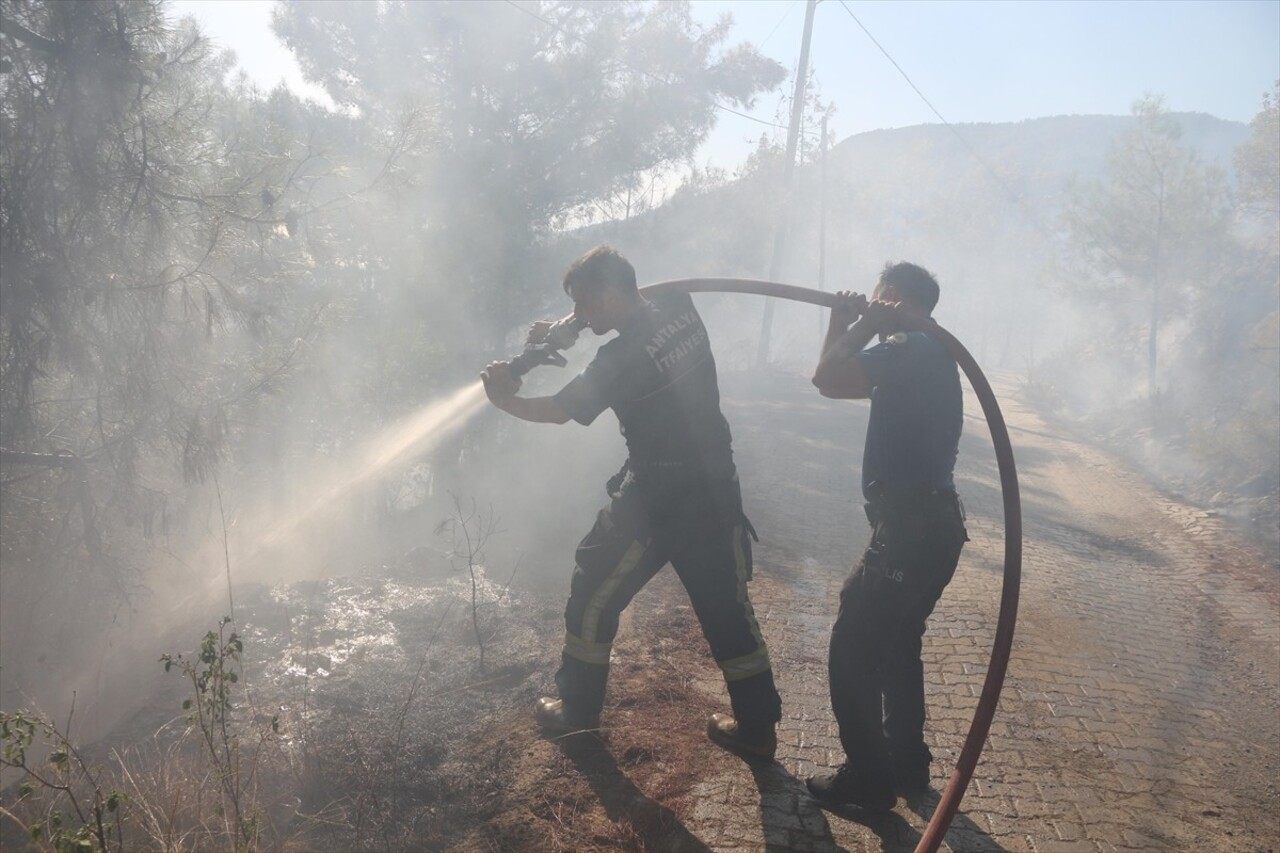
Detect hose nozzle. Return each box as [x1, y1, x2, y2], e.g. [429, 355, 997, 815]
[509, 314, 587, 378]
[545, 314, 586, 350]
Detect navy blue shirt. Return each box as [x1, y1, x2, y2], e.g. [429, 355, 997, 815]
[553, 292, 736, 492]
[855, 330, 962, 499]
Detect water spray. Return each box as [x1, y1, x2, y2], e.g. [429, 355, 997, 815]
[246, 315, 586, 566]
[255, 382, 489, 551]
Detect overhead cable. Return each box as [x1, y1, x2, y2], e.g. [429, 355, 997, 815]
[836, 0, 1060, 243]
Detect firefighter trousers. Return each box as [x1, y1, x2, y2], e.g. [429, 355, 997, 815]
[828, 489, 968, 789]
[556, 475, 781, 735]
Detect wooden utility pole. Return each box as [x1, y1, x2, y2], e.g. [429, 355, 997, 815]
[755, 0, 818, 369]
[817, 110, 829, 338]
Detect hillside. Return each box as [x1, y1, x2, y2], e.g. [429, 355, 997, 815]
[569, 111, 1275, 549]
[558, 114, 1242, 372]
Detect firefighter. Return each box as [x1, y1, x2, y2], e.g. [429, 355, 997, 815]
[807, 262, 969, 811]
[480, 246, 782, 759]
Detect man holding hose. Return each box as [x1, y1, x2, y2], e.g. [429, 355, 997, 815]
[809, 262, 969, 811]
[480, 245, 782, 759]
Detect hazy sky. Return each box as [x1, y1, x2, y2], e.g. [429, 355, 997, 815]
[169, 0, 1279, 169]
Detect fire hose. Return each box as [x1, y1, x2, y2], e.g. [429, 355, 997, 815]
[514, 278, 1021, 853]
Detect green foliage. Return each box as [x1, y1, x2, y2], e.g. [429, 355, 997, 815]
[160, 617, 278, 852]
[160, 617, 246, 732]
[1, 710, 128, 852]
[0, 1, 406, 704]
[0, 0, 343, 624]
[1, 620, 291, 852]
[1234, 81, 1280, 218]
[274, 0, 785, 344]
[1035, 92, 1279, 539]
[3, 1, 256, 469]
[1062, 94, 1233, 394]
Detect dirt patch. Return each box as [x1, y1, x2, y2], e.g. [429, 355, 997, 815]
[189, 566, 727, 852]
[439, 572, 721, 853]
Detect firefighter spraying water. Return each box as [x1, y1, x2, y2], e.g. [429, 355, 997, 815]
[481, 245, 784, 758]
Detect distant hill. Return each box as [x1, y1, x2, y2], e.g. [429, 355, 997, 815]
[566, 112, 1249, 372]
[828, 112, 1246, 197]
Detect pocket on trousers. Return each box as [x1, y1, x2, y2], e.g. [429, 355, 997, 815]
[738, 524, 754, 582]
[859, 524, 904, 590]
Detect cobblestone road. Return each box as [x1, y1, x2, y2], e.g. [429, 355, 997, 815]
[677, 371, 1279, 853]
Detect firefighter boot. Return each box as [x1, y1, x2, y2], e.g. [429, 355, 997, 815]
[706, 713, 777, 761]
[806, 765, 896, 813]
[534, 697, 600, 735]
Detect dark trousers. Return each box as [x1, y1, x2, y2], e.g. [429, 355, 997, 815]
[556, 475, 781, 734]
[828, 491, 967, 789]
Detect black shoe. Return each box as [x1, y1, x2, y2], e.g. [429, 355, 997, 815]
[893, 763, 931, 796]
[706, 713, 777, 760]
[806, 765, 896, 812]
[534, 697, 599, 735]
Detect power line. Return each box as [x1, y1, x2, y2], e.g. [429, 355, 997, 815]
[758, 0, 800, 51]
[835, 0, 1059, 242]
[836, 0, 952, 125]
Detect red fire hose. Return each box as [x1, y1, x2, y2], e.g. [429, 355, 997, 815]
[640, 279, 1022, 853]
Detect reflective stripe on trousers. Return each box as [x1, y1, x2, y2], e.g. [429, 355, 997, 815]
[556, 480, 780, 727]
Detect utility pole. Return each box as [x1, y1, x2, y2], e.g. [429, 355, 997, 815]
[755, 0, 818, 369]
[816, 110, 829, 339]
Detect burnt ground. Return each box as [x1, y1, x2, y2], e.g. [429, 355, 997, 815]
[284, 371, 1278, 851]
[228, 568, 730, 852]
[9, 369, 1276, 852]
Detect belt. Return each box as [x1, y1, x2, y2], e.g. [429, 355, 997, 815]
[865, 480, 956, 502]
[864, 481, 960, 524]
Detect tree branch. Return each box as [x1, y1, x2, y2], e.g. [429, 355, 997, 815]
[0, 17, 64, 58]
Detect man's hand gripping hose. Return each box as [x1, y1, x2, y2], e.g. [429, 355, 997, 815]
[508, 314, 587, 379]
[638, 278, 1021, 853]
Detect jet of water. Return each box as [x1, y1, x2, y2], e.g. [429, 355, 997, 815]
[257, 381, 489, 550]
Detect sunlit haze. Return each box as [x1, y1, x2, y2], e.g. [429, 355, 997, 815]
[170, 0, 1279, 170]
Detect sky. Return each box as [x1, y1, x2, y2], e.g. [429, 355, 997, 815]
[168, 0, 1279, 171]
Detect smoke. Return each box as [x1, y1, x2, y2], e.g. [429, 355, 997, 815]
[3, 0, 1274, 766]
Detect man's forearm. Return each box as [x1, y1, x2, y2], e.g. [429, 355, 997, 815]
[820, 319, 849, 359]
[491, 393, 571, 424]
[812, 319, 878, 398]
[818, 320, 877, 371]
